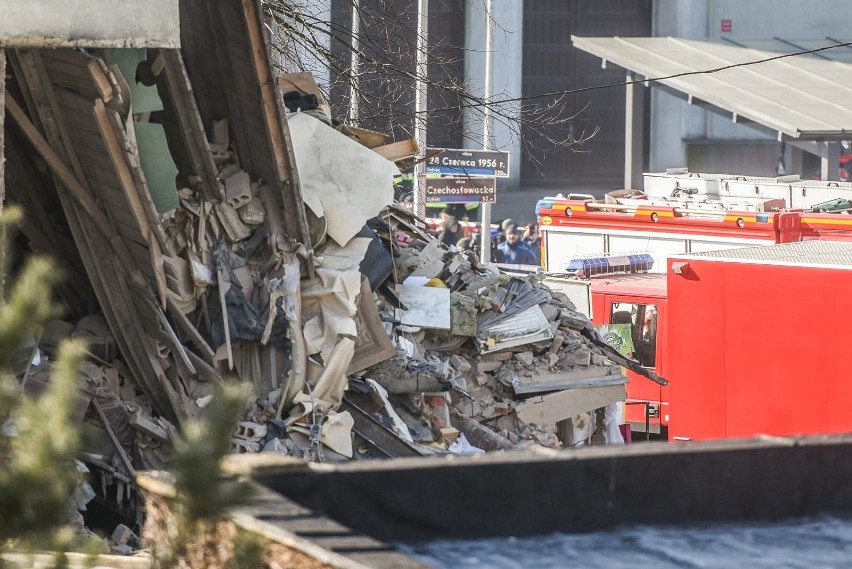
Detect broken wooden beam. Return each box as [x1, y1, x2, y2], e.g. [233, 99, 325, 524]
[372, 138, 419, 162]
[515, 384, 628, 426]
[5, 94, 110, 230]
[513, 366, 626, 395]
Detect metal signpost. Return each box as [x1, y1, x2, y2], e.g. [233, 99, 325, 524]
[425, 148, 510, 178]
[424, 177, 497, 204]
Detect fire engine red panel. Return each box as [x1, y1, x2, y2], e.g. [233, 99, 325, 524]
[537, 199, 803, 244]
[799, 213, 852, 242]
[667, 258, 852, 441]
[591, 275, 668, 430]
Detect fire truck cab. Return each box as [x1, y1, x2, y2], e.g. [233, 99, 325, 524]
[589, 274, 668, 439]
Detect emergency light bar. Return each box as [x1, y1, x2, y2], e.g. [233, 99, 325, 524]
[566, 253, 655, 279]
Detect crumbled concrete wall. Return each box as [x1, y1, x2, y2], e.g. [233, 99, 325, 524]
[0, 0, 179, 48]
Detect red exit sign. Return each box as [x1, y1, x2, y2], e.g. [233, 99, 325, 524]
[721, 19, 732, 32]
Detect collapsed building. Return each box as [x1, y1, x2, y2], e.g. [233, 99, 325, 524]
[0, 0, 666, 543]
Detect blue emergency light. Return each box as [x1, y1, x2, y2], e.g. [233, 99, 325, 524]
[566, 253, 655, 279]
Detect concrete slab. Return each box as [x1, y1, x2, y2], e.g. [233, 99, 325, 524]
[0, 0, 179, 48]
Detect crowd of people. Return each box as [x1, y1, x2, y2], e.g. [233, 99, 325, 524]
[435, 208, 541, 267]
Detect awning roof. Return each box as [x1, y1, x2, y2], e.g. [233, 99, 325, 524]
[571, 36, 852, 141]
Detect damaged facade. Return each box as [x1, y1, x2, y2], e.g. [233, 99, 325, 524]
[0, 0, 666, 547]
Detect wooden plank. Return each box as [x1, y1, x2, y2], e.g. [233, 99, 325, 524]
[90, 398, 135, 477]
[12, 50, 99, 203]
[40, 68, 100, 99]
[238, 0, 312, 251]
[513, 366, 624, 393]
[216, 268, 234, 370]
[116, 222, 154, 252]
[49, 100, 102, 136]
[231, 482, 427, 569]
[186, 350, 224, 384]
[372, 139, 419, 162]
[157, 49, 222, 202]
[336, 124, 389, 149]
[51, 85, 100, 116]
[13, 50, 184, 424]
[93, 99, 169, 306]
[347, 277, 396, 375]
[92, 100, 153, 243]
[124, 283, 197, 389]
[166, 296, 217, 363]
[104, 104, 175, 255]
[40, 48, 99, 69]
[86, 58, 116, 103]
[41, 55, 94, 80]
[515, 384, 628, 425]
[513, 373, 628, 395]
[5, 95, 112, 230]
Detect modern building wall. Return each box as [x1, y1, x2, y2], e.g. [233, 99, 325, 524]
[650, 0, 852, 176]
[271, 0, 332, 91]
[650, 0, 708, 172]
[464, 1, 524, 191]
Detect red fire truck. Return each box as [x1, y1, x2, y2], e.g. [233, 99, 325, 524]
[536, 194, 803, 275]
[537, 191, 852, 440]
[584, 241, 852, 442]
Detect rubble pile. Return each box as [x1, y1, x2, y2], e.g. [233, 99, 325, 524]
[335, 210, 631, 456]
[0, 2, 672, 546]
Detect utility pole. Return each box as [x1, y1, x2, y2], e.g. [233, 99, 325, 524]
[413, 0, 428, 218]
[479, 0, 494, 262]
[348, 0, 360, 125]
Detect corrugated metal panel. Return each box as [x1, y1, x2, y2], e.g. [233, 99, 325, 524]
[683, 240, 852, 265]
[571, 36, 852, 140]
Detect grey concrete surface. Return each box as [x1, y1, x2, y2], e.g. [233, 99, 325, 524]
[0, 0, 179, 48]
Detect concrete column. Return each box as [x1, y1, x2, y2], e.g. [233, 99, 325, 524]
[624, 72, 645, 190]
[464, 0, 523, 190]
[822, 142, 842, 181]
[0, 50, 4, 210]
[649, 0, 708, 174]
[785, 144, 804, 177]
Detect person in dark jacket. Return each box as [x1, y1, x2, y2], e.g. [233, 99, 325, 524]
[523, 223, 542, 265]
[437, 213, 465, 246]
[497, 224, 538, 265]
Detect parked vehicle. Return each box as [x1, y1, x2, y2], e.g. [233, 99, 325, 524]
[571, 240, 852, 443]
[536, 195, 802, 276]
[536, 174, 852, 441]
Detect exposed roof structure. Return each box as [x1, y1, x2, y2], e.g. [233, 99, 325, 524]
[572, 36, 852, 141]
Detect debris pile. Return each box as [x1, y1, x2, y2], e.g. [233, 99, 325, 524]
[332, 207, 635, 456]
[0, 2, 675, 549]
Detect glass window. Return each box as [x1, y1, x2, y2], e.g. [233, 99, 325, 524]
[610, 302, 657, 368]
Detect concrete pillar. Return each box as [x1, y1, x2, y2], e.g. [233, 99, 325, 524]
[624, 72, 645, 190]
[649, 0, 708, 174]
[822, 142, 842, 181]
[464, 0, 523, 190]
[785, 144, 804, 177]
[0, 50, 4, 210]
